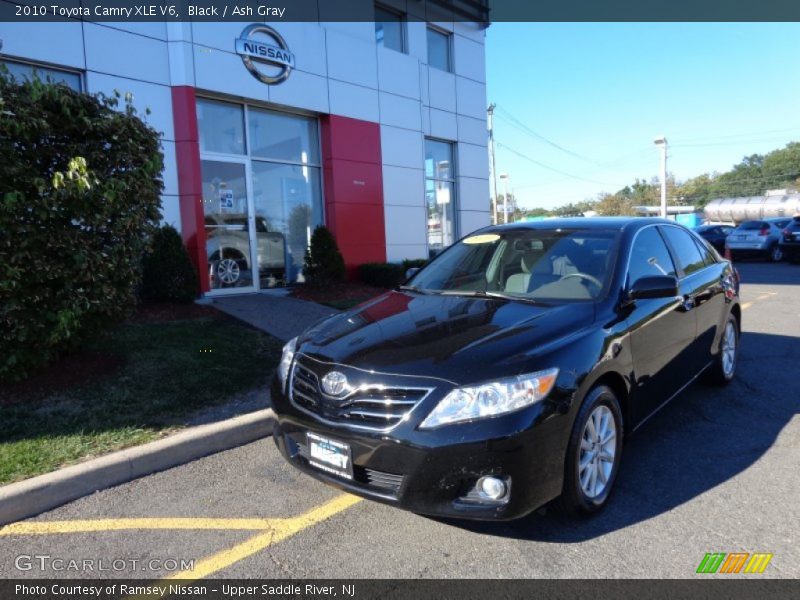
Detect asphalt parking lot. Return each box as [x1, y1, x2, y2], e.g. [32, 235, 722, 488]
[0, 261, 798, 580]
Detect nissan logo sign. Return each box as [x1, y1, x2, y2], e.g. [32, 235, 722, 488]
[235, 24, 294, 85]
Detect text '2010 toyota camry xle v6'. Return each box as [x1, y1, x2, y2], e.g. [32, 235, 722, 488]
[271, 218, 741, 520]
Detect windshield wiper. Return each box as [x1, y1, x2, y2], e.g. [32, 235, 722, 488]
[397, 285, 432, 295]
[439, 290, 543, 305]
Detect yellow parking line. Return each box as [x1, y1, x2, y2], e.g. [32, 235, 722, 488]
[741, 301, 753, 310]
[166, 494, 361, 580]
[1, 518, 285, 536]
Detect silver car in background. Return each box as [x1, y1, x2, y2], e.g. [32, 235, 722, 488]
[725, 217, 792, 262]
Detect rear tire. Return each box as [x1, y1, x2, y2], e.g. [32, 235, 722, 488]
[557, 385, 623, 515]
[768, 244, 783, 262]
[704, 314, 738, 386]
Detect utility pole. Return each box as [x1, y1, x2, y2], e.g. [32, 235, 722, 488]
[500, 173, 510, 224]
[487, 103, 499, 225]
[654, 136, 668, 218]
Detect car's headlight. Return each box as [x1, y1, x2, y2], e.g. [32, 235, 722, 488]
[419, 368, 559, 429]
[278, 336, 297, 388]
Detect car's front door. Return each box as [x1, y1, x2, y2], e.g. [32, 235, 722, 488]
[625, 226, 697, 425]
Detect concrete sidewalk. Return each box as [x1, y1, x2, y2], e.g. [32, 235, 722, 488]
[211, 292, 338, 342]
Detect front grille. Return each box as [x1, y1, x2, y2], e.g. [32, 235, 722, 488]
[292, 440, 405, 494]
[289, 359, 432, 431]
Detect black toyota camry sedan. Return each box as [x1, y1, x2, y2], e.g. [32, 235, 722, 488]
[271, 218, 741, 520]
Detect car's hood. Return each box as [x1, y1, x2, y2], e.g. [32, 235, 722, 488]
[298, 290, 595, 385]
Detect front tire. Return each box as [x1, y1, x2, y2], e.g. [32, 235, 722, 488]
[704, 314, 738, 385]
[558, 385, 623, 515]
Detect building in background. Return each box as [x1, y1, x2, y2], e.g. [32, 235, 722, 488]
[1, 10, 490, 294]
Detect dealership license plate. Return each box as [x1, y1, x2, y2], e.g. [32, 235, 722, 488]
[306, 432, 353, 480]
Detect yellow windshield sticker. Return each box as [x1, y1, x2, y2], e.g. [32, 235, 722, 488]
[463, 234, 500, 245]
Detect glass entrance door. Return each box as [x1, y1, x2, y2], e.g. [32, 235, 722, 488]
[201, 159, 257, 292]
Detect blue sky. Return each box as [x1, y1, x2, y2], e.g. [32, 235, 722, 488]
[485, 23, 800, 210]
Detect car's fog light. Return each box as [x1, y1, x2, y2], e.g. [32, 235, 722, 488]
[477, 476, 507, 500]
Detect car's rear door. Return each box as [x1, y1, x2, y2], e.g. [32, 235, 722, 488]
[661, 225, 727, 374]
[625, 225, 696, 424]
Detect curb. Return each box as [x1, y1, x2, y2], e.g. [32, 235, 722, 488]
[0, 408, 275, 526]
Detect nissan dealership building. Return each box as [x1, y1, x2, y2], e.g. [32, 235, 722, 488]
[1, 9, 490, 295]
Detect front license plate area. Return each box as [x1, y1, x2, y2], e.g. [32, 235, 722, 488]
[306, 432, 353, 480]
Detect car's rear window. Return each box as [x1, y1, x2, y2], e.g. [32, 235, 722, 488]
[739, 221, 766, 230]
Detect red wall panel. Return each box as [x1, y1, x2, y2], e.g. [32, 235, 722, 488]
[171, 86, 209, 293]
[320, 115, 386, 279]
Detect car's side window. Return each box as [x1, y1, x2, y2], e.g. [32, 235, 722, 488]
[693, 235, 717, 266]
[628, 227, 677, 285]
[661, 226, 707, 276]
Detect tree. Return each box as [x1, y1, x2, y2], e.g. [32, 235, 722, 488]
[0, 73, 163, 380]
[303, 226, 345, 285]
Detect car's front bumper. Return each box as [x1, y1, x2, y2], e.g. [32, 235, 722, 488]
[270, 377, 570, 521]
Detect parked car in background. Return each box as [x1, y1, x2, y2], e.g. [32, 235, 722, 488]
[271, 218, 741, 520]
[694, 224, 734, 254]
[205, 213, 285, 287]
[725, 217, 792, 262]
[778, 215, 800, 263]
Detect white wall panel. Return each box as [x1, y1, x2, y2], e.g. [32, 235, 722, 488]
[383, 166, 424, 208]
[457, 142, 490, 179]
[274, 23, 327, 77]
[378, 48, 421, 99]
[161, 141, 179, 197]
[453, 22, 487, 45]
[381, 125, 423, 169]
[406, 22, 427, 62]
[429, 108, 458, 140]
[379, 92, 422, 131]
[85, 72, 174, 141]
[455, 76, 486, 119]
[458, 176, 490, 213]
[457, 115, 487, 146]
[160, 195, 182, 231]
[102, 22, 168, 40]
[427, 67, 456, 112]
[193, 46, 271, 103]
[0, 22, 85, 69]
[386, 244, 428, 263]
[190, 22, 250, 54]
[167, 41, 194, 86]
[453, 35, 485, 83]
[459, 210, 491, 236]
[384, 205, 427, 246]
[269, 70, 329, 114]
[329, 80, 379, 123]
[325, 28, 378, 88]
[84, 24, 170, 85]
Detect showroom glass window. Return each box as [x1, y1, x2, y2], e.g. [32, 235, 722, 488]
[1, 59, 81, 91]
[196, 98, 323, 292]
[375, 5, 406, 53]
[425, 139, 457, 257]
[427, 27, 452, 72]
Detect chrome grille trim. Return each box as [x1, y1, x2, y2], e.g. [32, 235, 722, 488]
[288, 357, 435, 433]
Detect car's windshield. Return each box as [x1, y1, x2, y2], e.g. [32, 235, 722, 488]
[407, 228, 619, 302]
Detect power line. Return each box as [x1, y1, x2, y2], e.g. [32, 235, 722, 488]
[672, 136, 800, 148]
[494, 106, 603, 166]
[496, 142, 626, 187]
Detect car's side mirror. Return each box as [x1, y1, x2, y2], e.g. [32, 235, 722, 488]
[627, 275, 679, 301]
[405, 267, 420, 280]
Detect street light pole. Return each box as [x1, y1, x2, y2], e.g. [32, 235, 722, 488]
[487, 104, 499, 225]
[654, 136, 668, 219]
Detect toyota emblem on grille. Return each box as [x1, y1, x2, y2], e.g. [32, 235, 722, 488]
[321, 371, 349, 397]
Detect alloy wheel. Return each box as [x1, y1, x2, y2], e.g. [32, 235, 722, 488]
[721, 320, 737, 378]
[578, 405, 617, 499]
[217, 258, 241, 285]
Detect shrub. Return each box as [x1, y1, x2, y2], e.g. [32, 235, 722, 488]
[141, 225, 199, 303]
[402, 258, 427, 271]
[359, 259, 427, 288]
[0, 74, 164, 380]
[303, 226, 345, 285]
[358, 263, 405, 288]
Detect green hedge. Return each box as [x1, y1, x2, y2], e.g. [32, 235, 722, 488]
[303, 225, 345, 285]
[358, 259, 427, 288]
[0, 74, 164, 380]
[141, 225, 199, 303]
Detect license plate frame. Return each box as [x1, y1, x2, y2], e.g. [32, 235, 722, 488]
[306, 432, 354, 480]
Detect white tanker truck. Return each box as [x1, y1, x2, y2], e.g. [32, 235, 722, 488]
[704, 189, 800, 224]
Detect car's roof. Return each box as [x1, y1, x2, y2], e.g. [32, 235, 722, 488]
[480, 217, 675, 234]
